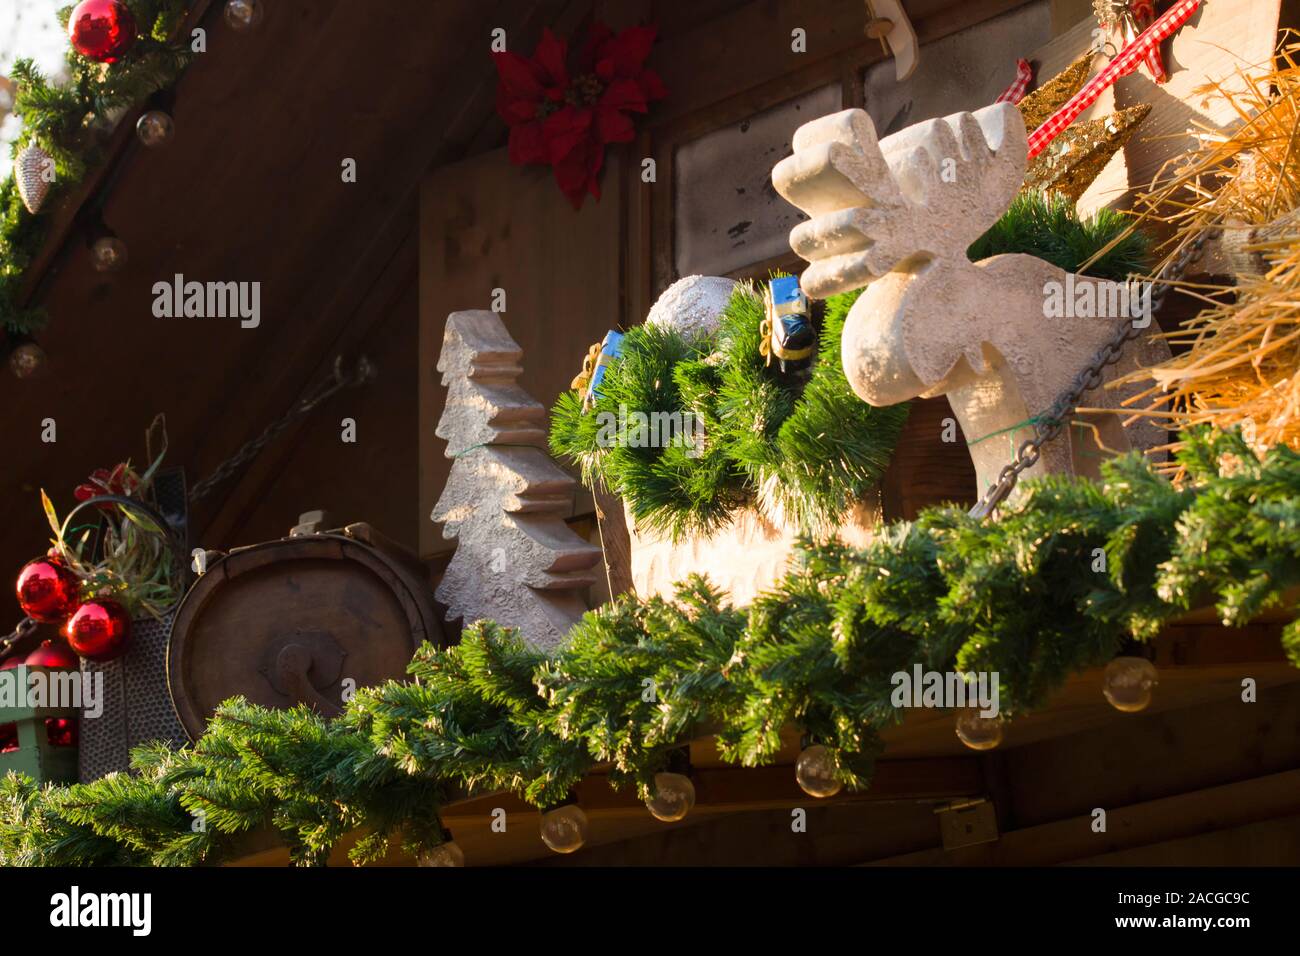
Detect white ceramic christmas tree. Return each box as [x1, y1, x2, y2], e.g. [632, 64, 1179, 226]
[431, 311, 602, 650]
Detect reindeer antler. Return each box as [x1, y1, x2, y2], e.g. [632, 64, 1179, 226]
[773, 102, 1028, 298]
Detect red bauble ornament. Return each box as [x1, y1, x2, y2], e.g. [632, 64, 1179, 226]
[65, 599, 130, 662]
[0, 655, 22, 670]
[16, 557, 81, 624]
[25, 640, 80, 670]
[0, 723, 17, 754]
[68, 0, 137, 64]
[46, 717, 79, 748]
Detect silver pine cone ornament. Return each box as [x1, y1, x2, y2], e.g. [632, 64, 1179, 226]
[14, 143, 54, 214]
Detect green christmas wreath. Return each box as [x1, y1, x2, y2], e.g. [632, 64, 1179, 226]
[550, 282, 910, 541]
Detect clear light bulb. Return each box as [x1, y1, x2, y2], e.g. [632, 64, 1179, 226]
[418, 840, 465, 867]
[90, 236, 127, 273]
[224, 0, 264, 30]
[955, 710, 1004, 751]
[136, 110, 174, 148]
[795, 743, 842, 798]
[9, 342, 47, 379]
[540, 803, 588, 854]
[1103, 656, 1158, 713]
[645, 772, 696, 822]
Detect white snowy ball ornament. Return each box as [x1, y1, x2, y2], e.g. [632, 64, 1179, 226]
[645, 275, 736, 341]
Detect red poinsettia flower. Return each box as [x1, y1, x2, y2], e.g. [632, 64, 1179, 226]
[494, 28, 571, 166]
[552, 119, 608, 206]
[74, 462, 139, 509]
[493, 22, 667, 209]
[578, 23, 668, 106]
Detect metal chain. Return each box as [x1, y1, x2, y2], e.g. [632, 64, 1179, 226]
[188, 355, 376, 504]
[969, 227, 1221, 519]
[0, 617, 37, 663]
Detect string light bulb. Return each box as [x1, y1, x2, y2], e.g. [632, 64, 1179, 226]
[8, 338, 48, 379]
[418, 829, 465, 867]
[645, 749, 696, 822]
[955, 710, 1004, 751]
[224, 0, 264, 31]
[795, 739, 842, 798]
[90, 234, 127, 273]
[136, 110, 174, 147]
[1102, 656, 1158, 713]
[539, 798, 588, 854]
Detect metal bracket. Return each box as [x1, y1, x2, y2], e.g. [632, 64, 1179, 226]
[935, 797, 999, 850]
[291, 509, 333, 537]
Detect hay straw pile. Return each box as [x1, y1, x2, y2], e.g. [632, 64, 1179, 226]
[1113, 41, 1300, 460]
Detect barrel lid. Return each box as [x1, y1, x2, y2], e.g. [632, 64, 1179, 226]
[167, 533, 439, 740]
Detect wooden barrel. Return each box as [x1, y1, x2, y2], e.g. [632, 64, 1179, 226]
[167, 522, 442, 740]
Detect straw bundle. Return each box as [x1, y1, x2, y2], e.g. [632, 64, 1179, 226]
[1104, 41, 1300, 461]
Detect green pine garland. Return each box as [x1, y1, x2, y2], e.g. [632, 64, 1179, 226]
[3, 429, 1297, 867]
[550, 284, 912, 541]
[1, 1, 192, 335]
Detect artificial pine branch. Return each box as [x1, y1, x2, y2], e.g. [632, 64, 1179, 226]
[967, 190, 1152, 279]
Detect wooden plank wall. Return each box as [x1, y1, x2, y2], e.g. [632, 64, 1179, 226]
[206, 231, 422, 551]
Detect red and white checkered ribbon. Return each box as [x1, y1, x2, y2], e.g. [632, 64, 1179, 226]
[1026, 0, 1200, 160]
[995, 58, 1035, 104]
[1128, 1, 1168, 83]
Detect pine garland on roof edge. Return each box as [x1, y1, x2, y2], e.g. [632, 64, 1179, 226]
[2, 1, 192, 335]
[2, 429, 1296, 867]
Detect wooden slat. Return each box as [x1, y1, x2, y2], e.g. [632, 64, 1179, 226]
[197, 225, 419, 548]
[647, 0, 1039, 129]
[438, 756, 983, 826]
[868, 768, 1300, 865]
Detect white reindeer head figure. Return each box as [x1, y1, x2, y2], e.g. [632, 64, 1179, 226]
[772, 102, 1168, 496]
[774, 102, 1027, 298]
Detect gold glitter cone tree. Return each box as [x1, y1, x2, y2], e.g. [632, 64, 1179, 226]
[1015, 52, 1153, 205]
[1018, 53, 1093, 131]
[1024, 104, 1152, 203]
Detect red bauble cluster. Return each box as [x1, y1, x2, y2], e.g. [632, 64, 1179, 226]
[494, 23, 667, 208]
[68, 0, 137, 64]
[16, 557, 80, 623]
[15, 556, 130, 663]
[65, 600, 131, 662]
[0, 723, 17, 754]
